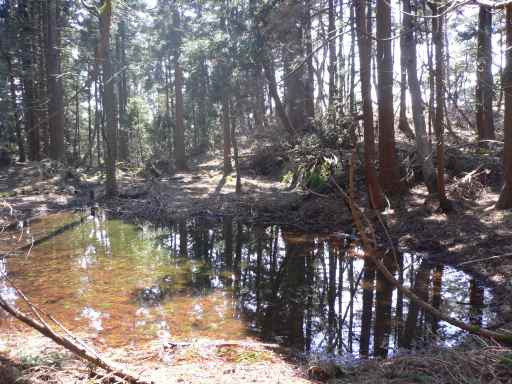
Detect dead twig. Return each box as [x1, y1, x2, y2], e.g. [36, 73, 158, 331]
[457, 252, 512, 266]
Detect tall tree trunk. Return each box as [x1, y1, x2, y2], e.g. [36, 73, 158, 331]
[338, 0, 345, 115]
[2, 51, 26, 162]
[376, 0, 403, 194]
[355, 0, 385, 210]
[398, 10, 414, 141]
[87, 66, 93, 167]
[117, 19, 129, 161]
[173, 10, 187, 170]
[74, 79, 80, 163]
[285, 2, 307, 135]
[222, 94, 232, 175]
[304, 0, 315, 129]
[261, 56, 295, 137]
[328, 0, 336, 126]
[199, 55, 209, 151]
[497, 5, 512, 209]
[476, 5, 495, 146]
[403, 0, 436, 194]
[20, 0, 40, 161]
[99, 0, 117, 196]
[432, 4, 452, 212]
[230, 100, 241, 193]
[46, 0, 65, 161]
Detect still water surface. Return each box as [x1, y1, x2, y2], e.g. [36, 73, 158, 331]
[0, 211, 494, 357]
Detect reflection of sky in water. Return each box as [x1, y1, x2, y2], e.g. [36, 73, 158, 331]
[0, 213, 499, 357]
[0, 258, 18, 308]
[79, 306, 105, 331]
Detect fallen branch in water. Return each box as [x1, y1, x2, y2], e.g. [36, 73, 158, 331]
[329, 152, 512, 344]
[0, 285, 153, 384]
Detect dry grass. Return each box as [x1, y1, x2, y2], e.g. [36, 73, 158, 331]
[331, 345, 512, 384]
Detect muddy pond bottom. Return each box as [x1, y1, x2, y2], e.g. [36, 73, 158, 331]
[0, 212, 496, 357]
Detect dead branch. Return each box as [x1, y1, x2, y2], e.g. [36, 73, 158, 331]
[0, 285, 153, 384]
[330, 153, 512, 344]
[457, 252, 512, 266]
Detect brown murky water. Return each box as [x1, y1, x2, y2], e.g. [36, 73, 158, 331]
[0, 211, 495, 357]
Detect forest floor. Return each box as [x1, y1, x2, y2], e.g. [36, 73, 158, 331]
[1, 138, 512, 383]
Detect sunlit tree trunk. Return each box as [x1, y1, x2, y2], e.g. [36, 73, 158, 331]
[20, 0, 40, 161]
[328, 0, 336, 128]
[117, 19, 129, 161]
[99, 0, 117, 196]
[376, 0, 403, 194]
[355, 0, 385, 210]
[497, 5, 512, 209]
[222, 94, 232, 175]
[304, 0, 315, 129]
[403, 0, 436, 194]
[46, 0, 65, 161]
[2, 50, 26, 162]
[398, 6, 414, 141]
[173, 10, 187, 170]
[432, 4, 452, 212]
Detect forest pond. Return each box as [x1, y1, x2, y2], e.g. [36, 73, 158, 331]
[0, 211, 496, 358]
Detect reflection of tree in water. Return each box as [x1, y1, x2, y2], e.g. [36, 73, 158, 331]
[165, 220, 492, 357]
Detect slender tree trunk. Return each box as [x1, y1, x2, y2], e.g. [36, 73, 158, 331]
[87, 67, 93, 167]
[173, 10, 186, 170]
[328, 0, 336, 127]
[74, 79, 80, 162]
[304, 0, 315, 129]
[476, 5, 495, 146]
[20, 0, 40, 161]
[338, 0, 345, 115]
[46, 0, 65, 161]
[403, 0, 436, 194]
[174, 61, 186, 170]
[398, 8, 414, 141]
[230, 100, 241, 193]
[497, 5, 512, 209]
[199, 55, 209, 151]
[94, 77, 102, 165]
[355, 0, 385, 210]
[349, 5, 356, 117]
[376, 0, 403, 194]
[432, 4, 452, 211]
[99, 0, 117, 196]
[261, 56, 295, 137]
[285, 2, 307, 135]
[222, 94, 232, 175]
[117, 19, 129, 161]
[3, 52, 26, 162]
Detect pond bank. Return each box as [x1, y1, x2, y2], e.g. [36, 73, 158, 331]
[1, 149, 512, 383]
